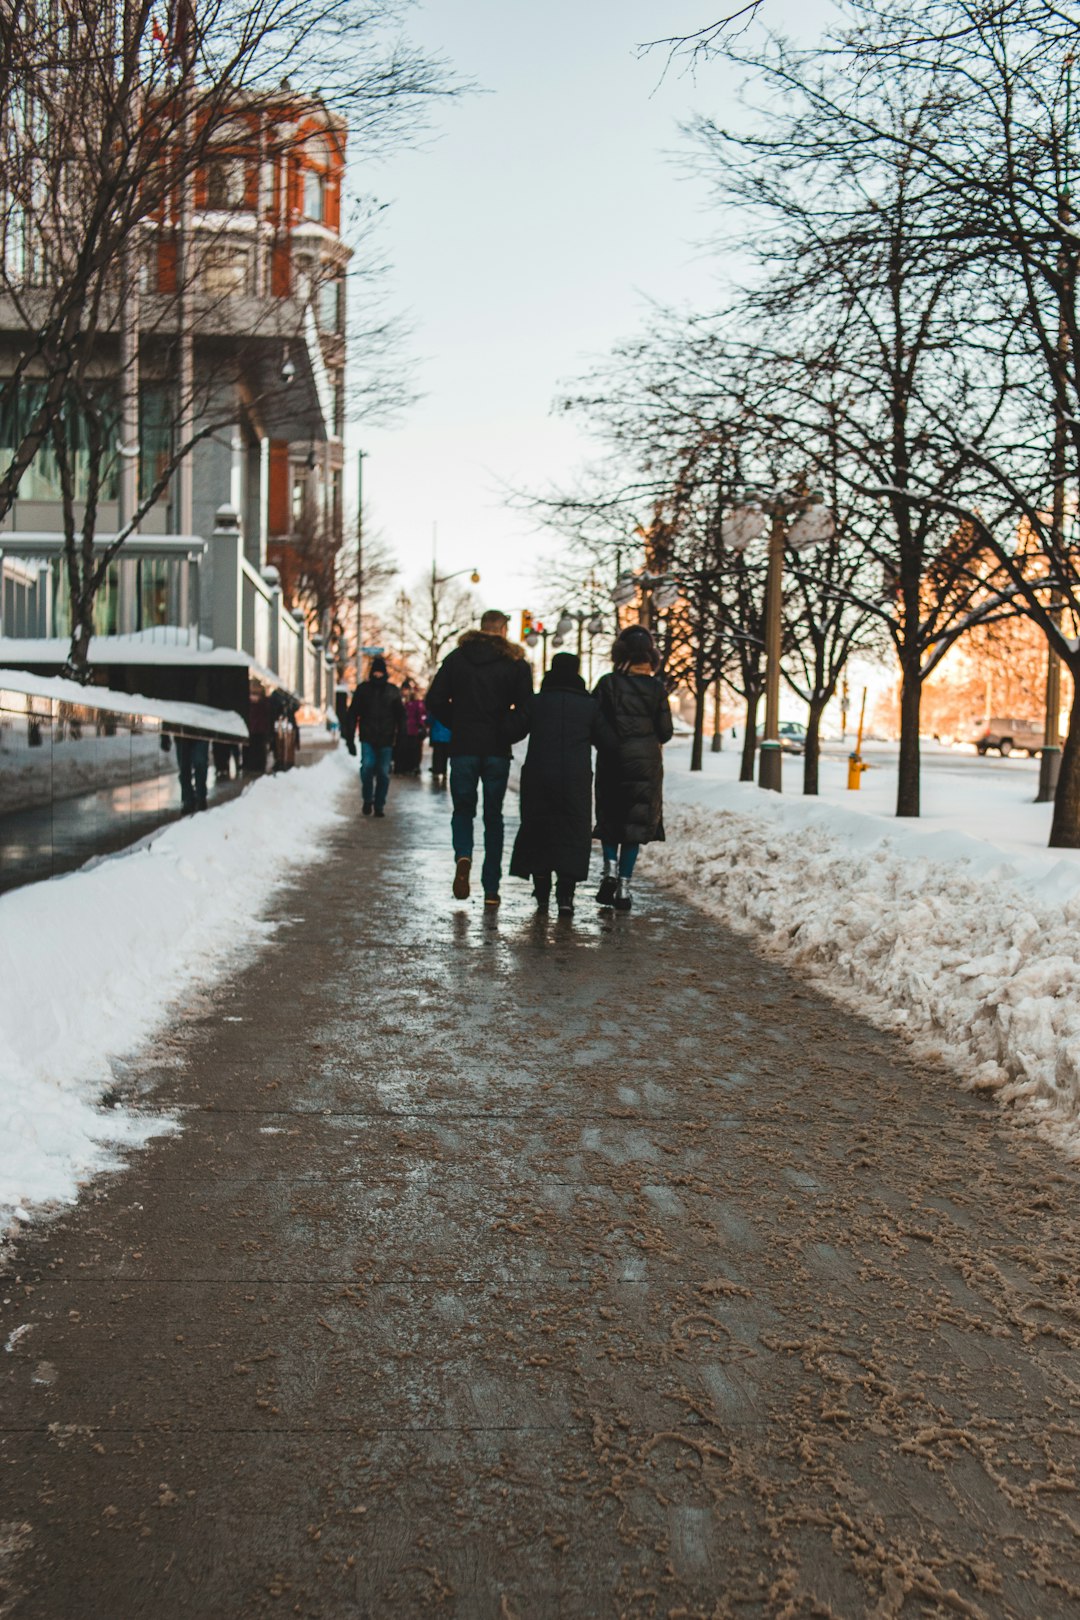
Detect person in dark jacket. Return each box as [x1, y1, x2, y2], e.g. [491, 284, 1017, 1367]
[593, 625, 673, 913]
[343, 655, 404, 817]
[510, 653, 599, 915]
[426, 609, 534, 904]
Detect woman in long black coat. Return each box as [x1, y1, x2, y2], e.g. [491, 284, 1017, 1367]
[510, 653, 599, 915]
[593, 625, 674, 914]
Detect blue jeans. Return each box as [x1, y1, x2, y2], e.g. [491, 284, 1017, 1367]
[450, 754, 511, 896]
[602, 841, 639, 878]
[360, 743, 393, 810]
[177, 737, 209, 810]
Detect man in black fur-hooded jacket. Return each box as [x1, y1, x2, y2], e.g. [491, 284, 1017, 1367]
[426, 610, 534, 905]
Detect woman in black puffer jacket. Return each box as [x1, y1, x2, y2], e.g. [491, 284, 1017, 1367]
[592, 625, 674, 913]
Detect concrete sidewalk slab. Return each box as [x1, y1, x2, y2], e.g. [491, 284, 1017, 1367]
[4, 775, 1080, 1617]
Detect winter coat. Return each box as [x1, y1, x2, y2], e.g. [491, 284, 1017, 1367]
[510, 671, 600, 882]
[426, 630, 533, 758]
[343, 678, 403, 750]
[593, 671, 674, 846]
[402, 697, 427, 738]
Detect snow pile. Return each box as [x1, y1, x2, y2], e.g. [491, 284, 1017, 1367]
[0, 751, 349, 1234]
[653, 762, 1080, 1155]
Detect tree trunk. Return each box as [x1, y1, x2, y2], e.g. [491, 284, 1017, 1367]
[690, 682, 706, 771]
[896, 663, 921, 817]
[803, 697, 826, 795]
[740, 690, 760, 782]
[1049, 680, 1080, 846]
[63, 597, 94, 682]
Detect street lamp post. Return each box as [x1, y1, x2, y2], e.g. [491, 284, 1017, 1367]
[355, 448, 367, 682]
[759, 508, 787, 792]
[428, 547, 480, 674]
[737, 486, 832, 793]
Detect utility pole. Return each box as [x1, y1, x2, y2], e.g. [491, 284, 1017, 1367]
[759, 509, 786, 792]
[354, 448, 367, 681]
[176, 0, 194, 538]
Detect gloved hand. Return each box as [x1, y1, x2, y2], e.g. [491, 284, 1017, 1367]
[345, 738, 357, 757]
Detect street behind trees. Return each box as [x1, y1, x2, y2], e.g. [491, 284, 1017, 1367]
[531, 0, 1080, 845]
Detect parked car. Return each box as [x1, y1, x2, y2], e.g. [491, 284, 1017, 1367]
[974, 716, 1048, 757]
[757, 721, 808, 755]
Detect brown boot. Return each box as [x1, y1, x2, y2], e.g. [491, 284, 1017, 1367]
[453, 857, 471, 899]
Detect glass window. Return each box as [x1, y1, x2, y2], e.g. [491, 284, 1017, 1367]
[0, 380, 119, 503]
[140, 383, 173, 503]
[201, 246, 249, 296]
[317, 276, 341, 332]
[303, 168, 325, 222]
[206, 158, 249, 210]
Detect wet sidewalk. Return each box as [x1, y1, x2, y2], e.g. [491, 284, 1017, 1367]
[3, 772, 1080, 1618]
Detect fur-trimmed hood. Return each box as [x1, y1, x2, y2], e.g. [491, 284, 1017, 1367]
[458, 629, 527, 663]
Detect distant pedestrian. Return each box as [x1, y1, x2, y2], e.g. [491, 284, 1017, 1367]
[429, 716, 451, 786]
[395, 681, 427, 776]
[426, 609, 533, 905]
[343, 655, 404, 818]
[593, 625, 673, 913]
[175, 733, 209, 814]
[510, 653, 599, 916]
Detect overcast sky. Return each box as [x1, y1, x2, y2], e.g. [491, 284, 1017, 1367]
[349, 0, 839, 630]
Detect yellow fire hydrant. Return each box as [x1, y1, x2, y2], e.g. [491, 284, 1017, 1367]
[847, 687, 869, 790]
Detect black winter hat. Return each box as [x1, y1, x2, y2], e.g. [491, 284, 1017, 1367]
[369, 655, 388, 678]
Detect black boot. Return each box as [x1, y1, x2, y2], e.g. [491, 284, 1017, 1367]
[533, 874, 552, 912]
[596, 856, 616, 907]
[555, 876, 576, 916]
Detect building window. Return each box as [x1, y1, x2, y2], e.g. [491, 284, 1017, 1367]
[317, 275, 342, 332]
[302, 168, 325, 222]
[201, 245, 250, 296]
[206, 157, 249, 210]
[0, 380, 119, 503]
[291, 473, 306, 528]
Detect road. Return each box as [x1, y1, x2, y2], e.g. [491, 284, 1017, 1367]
[3, 772, 1079, 1618]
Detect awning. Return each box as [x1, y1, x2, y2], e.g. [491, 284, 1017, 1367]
[0, 668, 249, 741]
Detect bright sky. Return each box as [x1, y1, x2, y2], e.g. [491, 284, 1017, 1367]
[350, 0, 839, 626]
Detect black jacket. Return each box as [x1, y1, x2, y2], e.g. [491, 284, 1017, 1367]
[343, 678, 403, 750]
[426, 631, 533, 758]
[510, 674, 600, 882]
[593, 671, 674, 846]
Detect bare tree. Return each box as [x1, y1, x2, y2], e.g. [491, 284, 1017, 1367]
[0, 0, 461, 675]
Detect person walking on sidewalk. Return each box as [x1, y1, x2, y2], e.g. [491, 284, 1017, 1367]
[510, 653, 599, 916]
[426, 609, 533, 905]
[343, 655, 404, 818]
[395, 680, 427, 776]
[593, 625, 673, 913]
[429, 716, 451, 786]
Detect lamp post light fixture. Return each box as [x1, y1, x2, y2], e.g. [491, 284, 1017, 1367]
[739, 484, 833, 793]
[608, 569, 680, 617]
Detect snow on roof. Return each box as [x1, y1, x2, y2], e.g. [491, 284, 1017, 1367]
[0, 633, 250, 667]
[0, 668, 248, 741]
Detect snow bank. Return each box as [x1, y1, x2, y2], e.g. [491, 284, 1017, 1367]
[654, 748, 1080, 1156]
[0, 752, 349, 1236]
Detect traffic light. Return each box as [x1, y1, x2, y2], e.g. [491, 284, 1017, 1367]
[520, 610, 533, 641]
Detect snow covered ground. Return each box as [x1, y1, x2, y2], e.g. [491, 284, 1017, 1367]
[0, 751, 350, 1239]
[656, 739, 1080, 1157]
